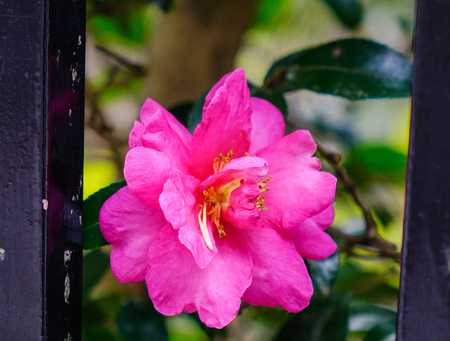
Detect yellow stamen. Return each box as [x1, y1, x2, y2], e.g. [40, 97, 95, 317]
[213, 150, 234, 174]
[198, 204, 213, 251]
[258, 176, 272, 189]
[255, 194, 267, 211]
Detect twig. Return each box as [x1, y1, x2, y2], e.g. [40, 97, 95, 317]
[96, 45, 147, 77]
[86, 90, 127, 173]
[327, 227, 400, 261]
[316, 142, 378, 239]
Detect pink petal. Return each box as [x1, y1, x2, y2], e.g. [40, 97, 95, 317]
[311, 204, 335, 230]
[189, 69, 252, 180]
[124, 146, 188, 209]
[159, 172, 200, 230]
[146, 224, 252, 329]
[204, 71, 230, 108]
[99, 187, 169, 283]
[288, 216, 337, 260]
[140, 98, 192, 149]
[159, 172, 217, 269]
[223, 181, 264, 230]
[201, 156, 268, 190]
[140, 108, 190, 171]
[129, 120, 144, 149]
[240, 228, 313, 312]
[257, 130, 337, 230]
[249, 97, 285, 155]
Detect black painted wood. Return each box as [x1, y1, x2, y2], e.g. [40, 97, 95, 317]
[398, 0, 450, 340]
[0, 0, 85, 339]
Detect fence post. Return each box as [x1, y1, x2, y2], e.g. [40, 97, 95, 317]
[397, 0, 450, 339]
[0, 0, 85, 339]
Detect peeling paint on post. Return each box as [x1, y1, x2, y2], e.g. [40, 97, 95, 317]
[0, 0, 85, 339]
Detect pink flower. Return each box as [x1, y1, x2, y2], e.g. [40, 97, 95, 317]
[99, 68, 337, 328]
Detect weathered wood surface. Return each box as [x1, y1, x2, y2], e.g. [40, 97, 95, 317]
[0, 0, 85, 339]
[398, 0, 450, 340]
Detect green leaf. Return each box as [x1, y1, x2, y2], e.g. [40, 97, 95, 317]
[169, 102, 194, 128]
[83, 180, 127, 250]
[273, 294, 350, 341]
[364, 321, 396, 341]
[264, 39, 412, 100]
[117, 299, 168, 341]
[344, 145, 406, 186]
[248, 83, 289, 120]
[306, 250, 340, 297]
[349, 305, 396, 332]
[334, 263, 399, 304]
[83, 249, 110, 299]
[186, 92, 207, 133]
[150, 0, 172, 12]
[322, 0, 363, 29]
[83, 324, 122, 341]
[252, 0, 291, 30]
[88, 8, 151, 46]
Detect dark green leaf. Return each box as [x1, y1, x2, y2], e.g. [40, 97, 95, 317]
[150, 0, 172, 12]
[117, 299, 168, 341]
[83, 249, 110, 299]
[349, 305, 396, 332]
[273, 294, 350, 341]
[253, 0, 291, 30]
[82, 298, 122, 341]
[169, 102, 194, 128]
[334, 263, 399, 305]
[83, 180, 127, 250]
[83, 324, 121, 341]
[364, 321, 396, 341]
[249, 84, 289, 120]
[186, 92, 208, 133]
[322, 0, 363, 29]
[88, 8, 151, 46]
[264, 39, 412, 100]
[344, 145, 406, 186]
[306, 250, 340, 297]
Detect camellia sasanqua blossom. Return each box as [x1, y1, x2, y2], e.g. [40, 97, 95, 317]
[99, 68, 337, 329]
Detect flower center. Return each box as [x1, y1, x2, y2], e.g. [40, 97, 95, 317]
[198, 151, 272, 251]
[198, 179, 242, 251]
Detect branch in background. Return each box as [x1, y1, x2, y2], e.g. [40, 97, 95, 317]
[96, 45, 147, 77]
[86, 90, 127, 173]
[316, 142, 378, 238]
[85, 48, 150, 175]
[317, 142, 400, 261]
[327, 227, 400, 261]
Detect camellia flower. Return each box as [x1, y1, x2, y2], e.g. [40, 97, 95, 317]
[100, 68, 337, 328]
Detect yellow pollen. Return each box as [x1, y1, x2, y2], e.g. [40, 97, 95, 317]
[213, 150, 233, 174]
[255, 194, 267, 211]
[258, 176, 272, 190]
[199, 175, 241, 250]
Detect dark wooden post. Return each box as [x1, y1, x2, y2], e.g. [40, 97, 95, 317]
[398, 0, 450, 339]
[0, 0, 85, 339]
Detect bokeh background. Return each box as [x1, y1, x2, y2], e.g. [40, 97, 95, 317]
[83, 1, 415, 340]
